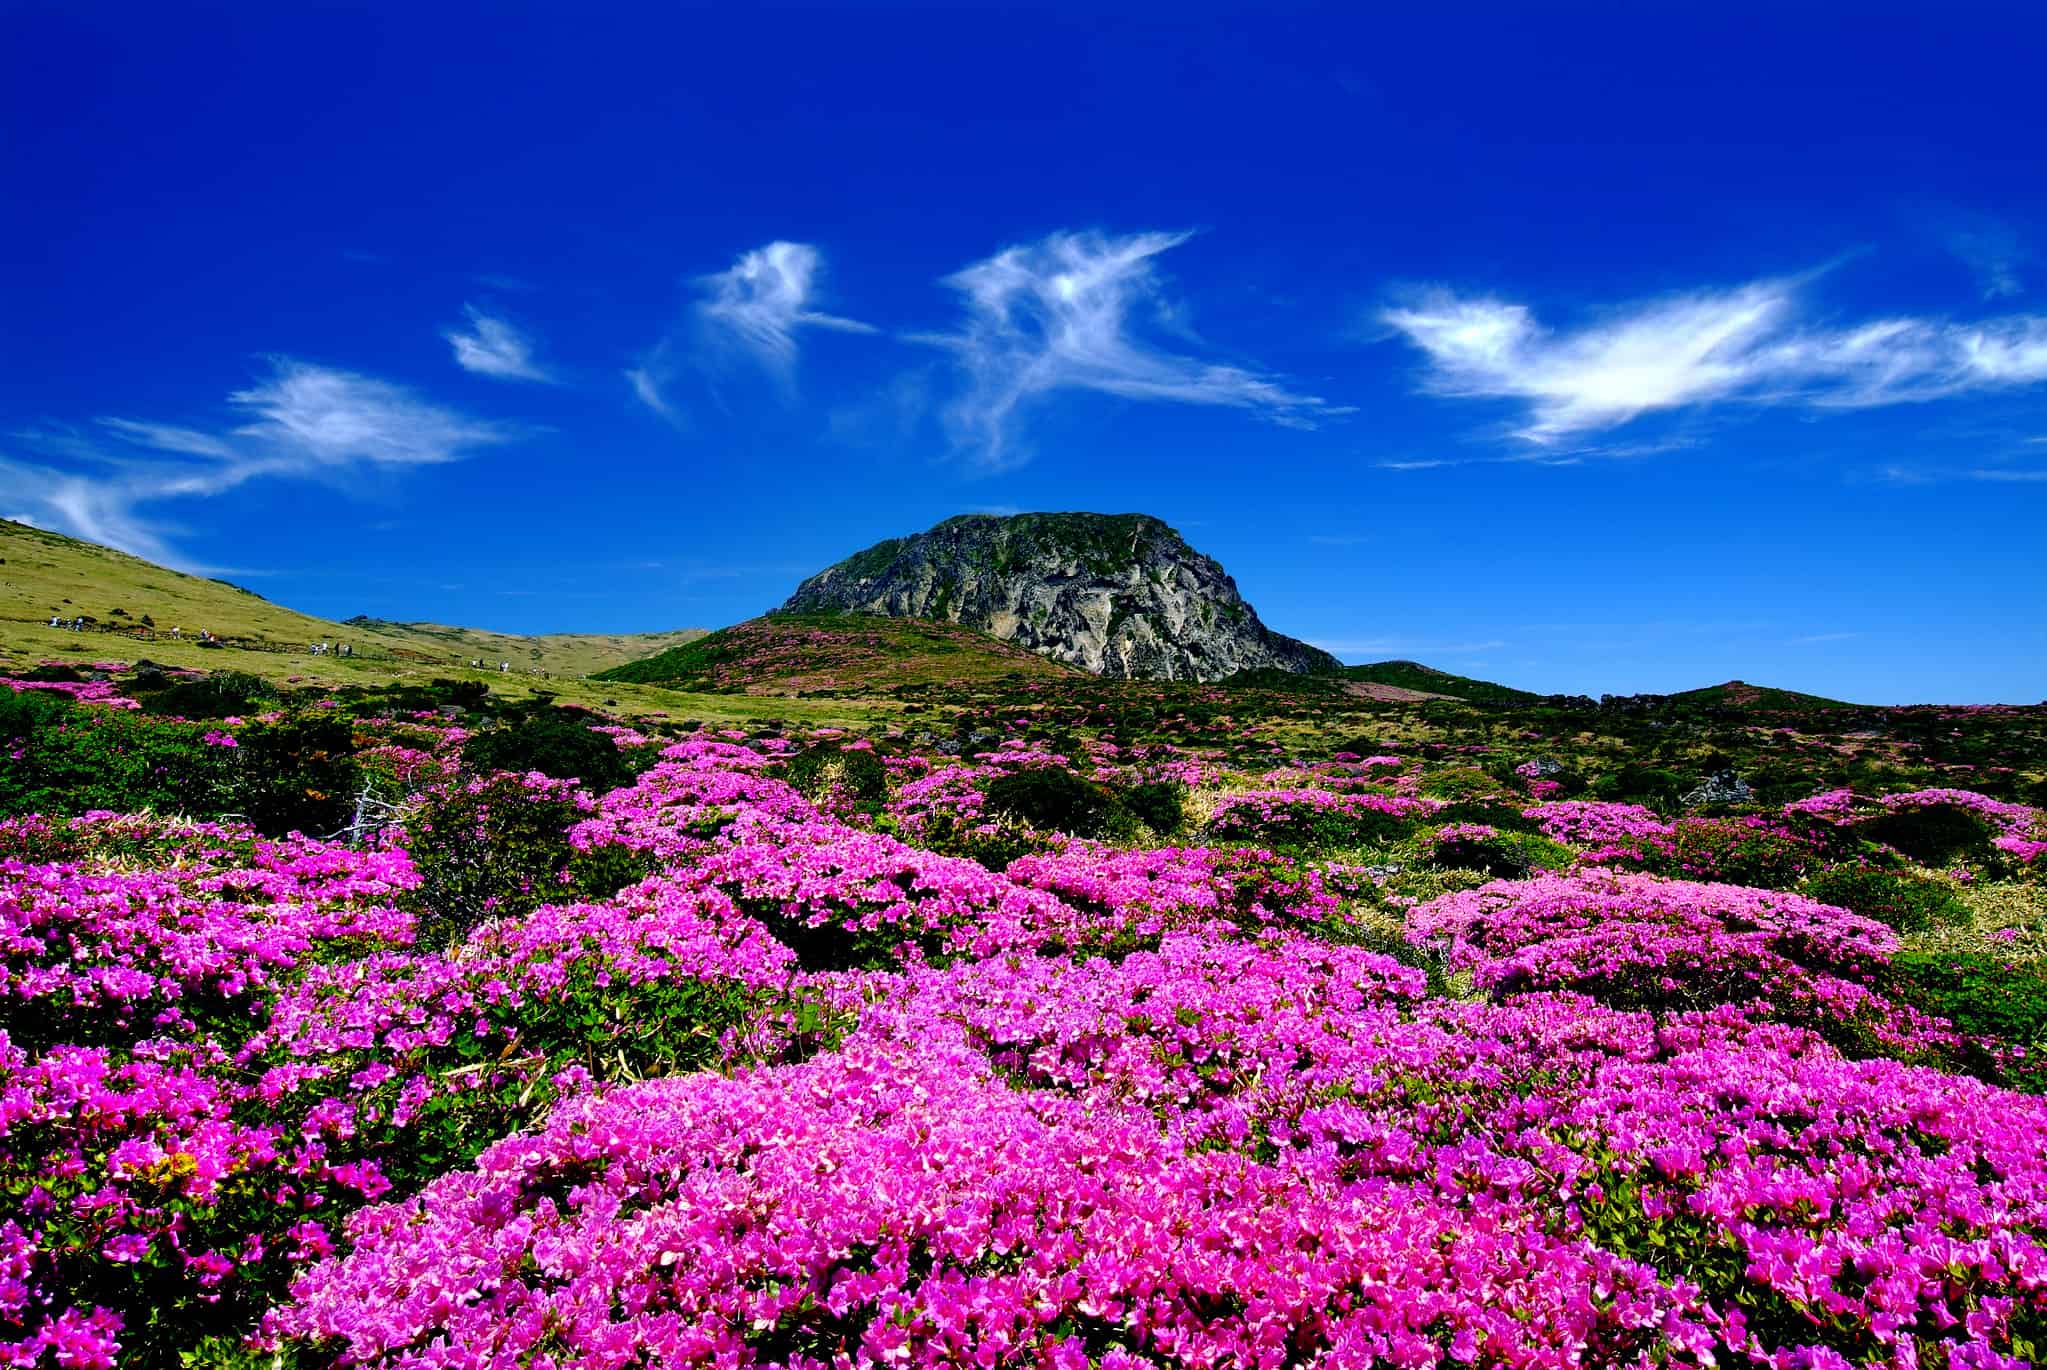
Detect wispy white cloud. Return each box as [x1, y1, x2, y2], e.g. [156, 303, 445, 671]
[228, 360, 510, 465]
[624, 365, 680, 423]
[96, 419, 238, 460]
[444, 305, 552, 383]
[1382, 276, 2047, 443]
[0, 359, 511, 569]
[696, 241, 875, 374]
[1790, 631, 1862, 645]
[628, 241, 873, 419]
[923, 229, 1348, 468]
[1949, 223, 2027, 300]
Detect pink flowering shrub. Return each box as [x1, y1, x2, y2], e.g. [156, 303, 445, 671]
[1869, 789, 2043, 867]
[1005, 842, 1343, 948]
[11, 697, 2047, 1368]
[1403, 870, 1962, 1057]
[1659, 815, 1822, 886]
[1525, 799, 1677, 865]
[1206, 788, 1441, 848]
[1782, 788, 2046, 869]
[274, 962, 2047, 1370]
[566, 757, 816, 865]
[0, 856, 822, 1367]
[270, 1039, 1707, 1370]
[2, 814, 417, 1050]
[676, 820, 1086, 968]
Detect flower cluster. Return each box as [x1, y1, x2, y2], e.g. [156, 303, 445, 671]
[11, 694, 2047, 1370]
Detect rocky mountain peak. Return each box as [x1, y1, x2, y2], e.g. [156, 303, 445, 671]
[777, 512, 1338, 682]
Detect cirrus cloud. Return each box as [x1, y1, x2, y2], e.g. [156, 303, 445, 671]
[920, 229, 1350, 469]
[1381, 275, 2047, 443]
[444, 306, 553, 383]
[628, 240, 875, 420]
[0, 359, 513, 569]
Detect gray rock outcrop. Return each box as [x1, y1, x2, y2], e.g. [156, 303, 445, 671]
[778, 513, 1338, 682]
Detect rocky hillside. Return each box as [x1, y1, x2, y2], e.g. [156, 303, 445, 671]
[778, 513, 1339, 681]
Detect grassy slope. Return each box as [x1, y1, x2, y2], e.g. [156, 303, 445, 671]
[1, 519, 705, 673]
[598, 612, 1084, 693]
[1340, 659, 1541, 703]
[0, 520, 890, 727]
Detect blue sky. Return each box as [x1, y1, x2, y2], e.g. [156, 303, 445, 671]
[4, 3, 2043, 703]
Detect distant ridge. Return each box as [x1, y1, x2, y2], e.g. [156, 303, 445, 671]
[1661, 679, 1854, 710]
[1340, 659, 1539, 703]
[777, 512, 1339, 682]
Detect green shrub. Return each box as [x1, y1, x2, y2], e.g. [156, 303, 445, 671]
[403, 775, 649, 948]
[219, 713, 362, 837]
[1662, 817, 1813, 888]
[1862, 803, 1997, 866]
[1884, 948, 2047, 1091]
[1589, 764, 1686, 807]
[1119, 779, 1186, 835]
[1804, 864, 1970, 932]
[908, 812, 1059, 871]
[0, 703, 235, 823]
[462, 705, 632, 792]
[1427, 826, 1577, 878]
[0, 684, 73, 744]
[1418, 765, 1512, 801]
[135, 669, 276, 719]
[784, 746, 889, 810]
[985, 767, 1124, 838]
[1431, 798, 1543, 833]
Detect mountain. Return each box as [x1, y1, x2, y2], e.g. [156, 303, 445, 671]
[0, 518, 705, 677]
[1340, 659, 1540, 703]
[595, 612, 1082, 694]
[776, 513, 1340, 682]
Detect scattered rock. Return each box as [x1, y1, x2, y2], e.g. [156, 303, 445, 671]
[1683, 771, 1755, 807]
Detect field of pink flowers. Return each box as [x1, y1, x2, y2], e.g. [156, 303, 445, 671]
[5, 672, 2047, 1368]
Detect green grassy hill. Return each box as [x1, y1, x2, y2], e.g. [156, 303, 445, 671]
[597, 612, 1084, 694]
[1340, 659, 1540, 703]
[0, 519, 704, 676]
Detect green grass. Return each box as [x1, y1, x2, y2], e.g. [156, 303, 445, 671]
[1, 519, 706, 677]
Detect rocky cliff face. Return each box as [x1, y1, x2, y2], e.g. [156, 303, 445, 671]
[778, 513, 1339, 682]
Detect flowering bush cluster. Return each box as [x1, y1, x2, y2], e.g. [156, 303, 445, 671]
[1205, 787, 1442, 847]
[8, 675, 2047, 1369]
